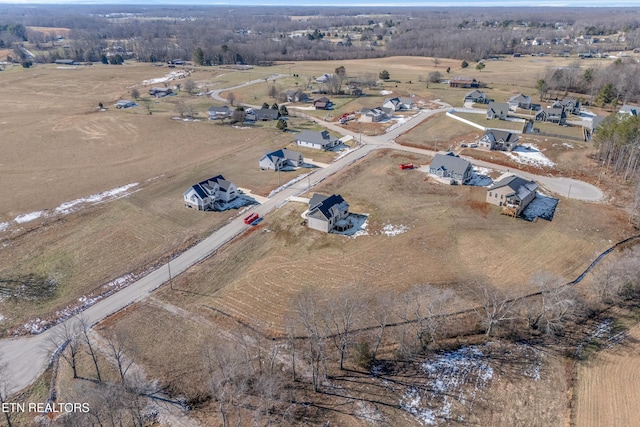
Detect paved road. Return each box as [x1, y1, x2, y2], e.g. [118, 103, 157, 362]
[0, 82, 604, 396]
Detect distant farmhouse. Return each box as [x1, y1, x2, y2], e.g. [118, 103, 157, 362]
[295, 130, 340, 150]
[464, 89, 488, 104]
[486, 174, 538, 216]
[314, 97, 333, 110]
[478, 130, 519, 151]
[383, 96, 415, 111]
[259, 148, 304, 171]
[307, 193, 351, 233]
[429, 152, 473, 185]
[252, 108, 280, 121]
[184, 175, 238, 211]
[149, 87, 173, 98]
[449, 76, 478, 88]
[115, 100, 136, 109]
[285, 90, 310, 103]
[536, 106, 566, 125]
[617, 104, 638, 121]
[486, 102, 510, 120]
[208, 105, 233, 121]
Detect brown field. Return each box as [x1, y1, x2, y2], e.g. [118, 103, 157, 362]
[153, 149, 631, 337]
[397, 112, 482, 148]
[27, 26, 72, 37]
[574, 322, 640, 427]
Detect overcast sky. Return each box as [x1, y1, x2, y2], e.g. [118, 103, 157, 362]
[1, 0, 639, 5]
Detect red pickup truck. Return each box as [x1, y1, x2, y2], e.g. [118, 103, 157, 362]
[243, 213, 259, 225]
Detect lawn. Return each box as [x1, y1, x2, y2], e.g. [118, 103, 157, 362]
[454, 112, 526, 131]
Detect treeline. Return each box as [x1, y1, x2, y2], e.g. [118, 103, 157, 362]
[2, 5, 640, 65]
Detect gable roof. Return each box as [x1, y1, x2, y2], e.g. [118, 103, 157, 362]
[308, 194, 349, 222]
[487, 102, 509, 116]
[619, 104, 638, 116]
[465, 89, 485, 99]
[508, 93, 531, 104]
[254, 108, 279, 120]
[484, 130, 518, 143]
[208, 105, 233, 117]
[296, 130, 338, 146]
[209, 174, 233, 192]
[430, 152, 472, 175]
[489, 175, 538, 201]
[264, 148, 302, 163]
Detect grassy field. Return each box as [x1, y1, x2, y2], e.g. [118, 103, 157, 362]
[396, 112, 483, 148]
[454, 112, 526, 131]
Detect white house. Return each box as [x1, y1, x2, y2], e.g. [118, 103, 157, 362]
[184, 174, 238, 210]
[307, 193, 350, 233]
[295, 130, 340, 150]
[383, 96, 414, 111]
[259, 148, 304, 171]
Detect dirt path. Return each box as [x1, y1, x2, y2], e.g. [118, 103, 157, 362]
[574, 323, 640, 427]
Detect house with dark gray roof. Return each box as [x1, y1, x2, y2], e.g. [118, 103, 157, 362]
[285, 90, 310, 103]
[486, 102, 509, 120]
[184, 174, 238, 210]
[252, 108, 279, 121]
[259, 148, 304, 171]
[508, 93, 532, 110]
[383, 96, 414, 111]
[307, 193, 350, 233]
[552, 98, 580, 115]
[478, 130, 519, 151]
[115, 100, 136, 109]
[535, 106, 566, 124]
[295, 130, 340, 150]
[428, 152, 473, 185]
[360, 107, 393, 122]
[486, 174, 538, 216]
[208, 105, 233, 120]
[464, 89, 487, 104]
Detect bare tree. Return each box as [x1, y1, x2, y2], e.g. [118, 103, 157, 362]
[140, 97, 153, 115]
[369, 290, 395, 361]
[79, 316, 102, 382]
[471, 282, 520, 337]
[399, 284, 455, 351]
[322, 288, 362, 370]
[432, 57, 440, 68]
[51, 321, 81, 379]
[525, 273, 577, 336]
[226, 91, 236, 106]
[130, 87, 140, 100]
[295, 290, 327, 392]
[183, 78, 196, 94]
[105, 332, 133, 384]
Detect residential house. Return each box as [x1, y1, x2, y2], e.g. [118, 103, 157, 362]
[449, 76, 478, 88]
[428, 152, 473, 185]
[183, 174, 238, 211]
[149, 87, 173, 98]
[553, 98, 580, 115]
[486, 174, 538, 216]
[253, 108, 280, 121]
[307, 193, 350, 233]
[55, 59, 77, 65]
[259, 148, 304, 171]
[295, 130, 340, 150]
[617, 104, 638, 121]
[285, 90, 310, 103]
[478, 130, 519, 151]
[464, 89, 487, 104]
[383, 96, 414, 111]
[313, 97, 333, 110]
[360, 107, 393, 122]
[535, 107, 566, 124]
[508, 93, 532, 110]
[115, 100, 136, 109]
[208, 105, 233, 120]
[486, 102, 510, 120]
[315, 73, 333, 83]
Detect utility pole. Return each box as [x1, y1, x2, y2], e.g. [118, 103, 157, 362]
[168, 261, 173, 290]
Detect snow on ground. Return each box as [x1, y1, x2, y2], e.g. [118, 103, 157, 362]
[562, 142, 574, 149]
[520, 193, 559, 222]
[380, 223, 409, 236]
[0, 222, 8, 232]
[142, 70, 189, 86]
[268, 171, 314, 198]
[400, 343, 544, 425]
[385, 111, 422, 134]
[505, 144, 555, 168]
[331, 214, 369, 237]
[14, 210, 46, 224]
[467, 169, 494, 187]
[380, 90, 393, 95]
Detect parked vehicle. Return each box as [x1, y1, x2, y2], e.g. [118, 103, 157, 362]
[399, 163, 414, 170]
[244, 213, 259, 225]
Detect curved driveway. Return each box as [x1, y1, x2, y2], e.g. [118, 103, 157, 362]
[0, 78, 604, 397]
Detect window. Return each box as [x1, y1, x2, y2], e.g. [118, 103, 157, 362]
[500, 195, 503, 199]
[489, 192, 492, 197]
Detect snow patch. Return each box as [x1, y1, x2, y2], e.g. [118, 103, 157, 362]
[0, 222, 10, 232]
[505, 144, 555, 168]
[268, 172, 313, 198]
[562, 142, 574, 149]
[381, 223, 408, 236]
[54, 183, 139, 215]
[380, 90, 393, 95]
[14, 210, 46, 224]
